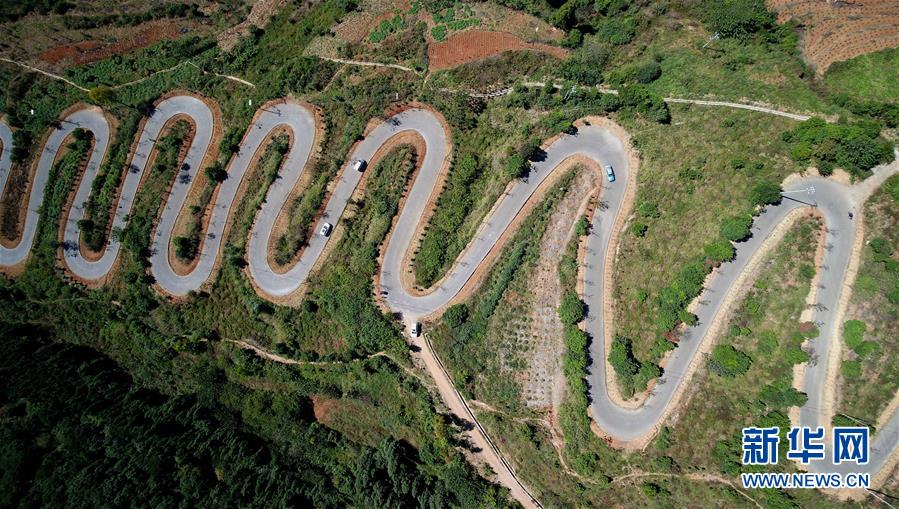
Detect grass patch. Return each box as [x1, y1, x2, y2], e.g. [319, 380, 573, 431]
[824, 47, 899, 103]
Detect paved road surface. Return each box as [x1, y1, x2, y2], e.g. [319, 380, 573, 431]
[2, 96, 898, 504]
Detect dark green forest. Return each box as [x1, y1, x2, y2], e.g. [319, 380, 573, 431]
[0, 328, 508, 508]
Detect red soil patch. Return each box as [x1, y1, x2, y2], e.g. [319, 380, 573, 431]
[767, 0, 899, 74]
[38, 21, 186, 67]
[427, 29, 568, 72]
[311, 395, 338, 422]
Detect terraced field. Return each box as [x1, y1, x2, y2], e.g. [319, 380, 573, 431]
[768, 0, 899, 73]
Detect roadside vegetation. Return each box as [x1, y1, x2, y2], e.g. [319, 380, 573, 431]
[664, 217, 835, 508]
[783, 117, 894, 179]
[837, 175, 899, 427]
[611, 104, 800, 397]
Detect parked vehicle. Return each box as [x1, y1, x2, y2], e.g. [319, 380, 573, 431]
[605, 165, 616, 182]
[410, 322, 421, 337]
[319, 222, 332, 237]
[352, 159, 367, 172]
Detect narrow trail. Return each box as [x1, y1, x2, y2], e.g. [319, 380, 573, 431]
[223, 338, 387, 366]
[0, 57, 256, 91]
[222, 338, 432, 388]
[612, 471, 763, 508]
[314, 55, 417, 73]
[0, 57, 90, 92]
[1, 91, 898, 508]
[450, 81, 819, 121]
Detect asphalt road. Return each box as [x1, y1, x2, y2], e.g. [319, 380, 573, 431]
[1, 97, 897, 496]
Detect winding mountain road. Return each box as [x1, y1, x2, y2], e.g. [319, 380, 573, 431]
[1, 95, 898, 507]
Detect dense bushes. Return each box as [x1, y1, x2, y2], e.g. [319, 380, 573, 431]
[830, 93, 899, 128]
[634, 60, 662, 84]
[558, 291, 586, 325]
[0, 0, 73, 22]
[704, 0, 775, 39]
[704, 238, 736, 263]
[61, 3, 203, 29]
[720, 213, 753, 241]
[559, 39, 610, 84]
[618, 85, 671, 124]
[414, 154, 482, 287]
[80, 111, 156, 253]
[841, 319, 880, 377]
[749, 181, 783, 207]
[653, 261, 706, 332]
[609, 336, 660, 398]
[760, 378, 807, 408]
[866, 232, 899, 305]
[0, 331, 510, 508]
[708, 344, 752, 377]
[783, 117, 894, 177]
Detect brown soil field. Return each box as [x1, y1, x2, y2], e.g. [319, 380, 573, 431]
[427, 29, 568, 72]
[37, 20, 187, 67]
[767, 0, 899, 74]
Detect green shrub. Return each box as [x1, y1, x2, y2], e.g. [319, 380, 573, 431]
[704, 239, 735, 263]
[618, 85, 670, 124]
[558, 291, 586, 325]
[720, 214, 753, 242]
[594, 16, 636, 45]
[841, 360, 862, 379]
[87, 85, 115, 104]
[652, 455, 675, 472]
[638, 201, 660, 218]
[842, 320, 866, 350]
[783, 346, 808, 365]
[631, 221, 648, 237]
[503, 153, 528, 180]
[443, 304, 469, 328]
[574, 216, 590, 236]
[749, 181, 782, 207]
[784, 118, 894, 177]
[174, 235, 199, 261]
[609, 336, 639, 395]
[884, 175, 899, 204]
[853, 341, 880, 358]
[708, 345, 752, 377]
[704, 0, 775, 39]
[370, 15, 404, 43]
[760, 378, 807, 408]
[634, 60, 662, 84]
[799, 263, 815, 281]
[205, 163, 228, 183]
[654, 261, 707, 331]
[430, 25, 447, 42]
